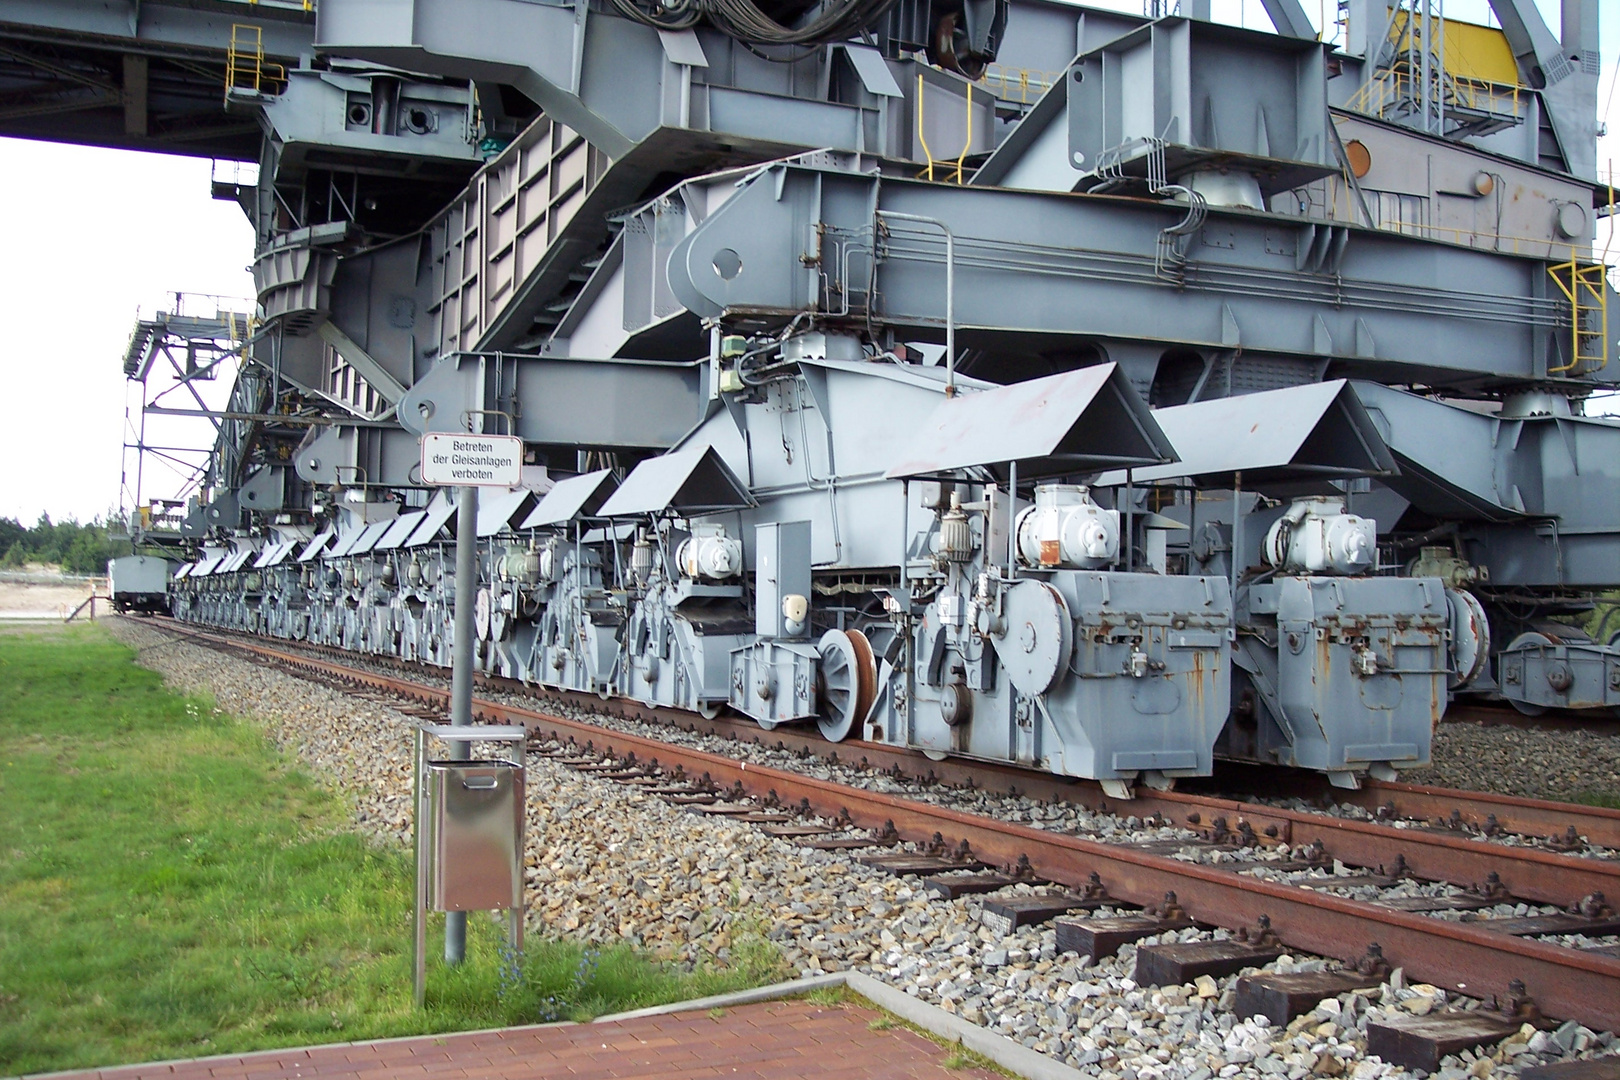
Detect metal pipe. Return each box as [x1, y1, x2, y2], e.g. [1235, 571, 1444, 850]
[1124, 469, 1134, 572]
[445, 483, 478, 965]
[875, 210, 956, 396]
[1006, 460, 1018, 578]
[1231, 471, 1244, 585]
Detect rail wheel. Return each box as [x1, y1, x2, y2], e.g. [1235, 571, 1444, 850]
[816, 628, 877, 742]
[1504, 630, 1553, 716]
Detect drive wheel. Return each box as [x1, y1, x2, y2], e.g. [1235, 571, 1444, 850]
[816, 628, 877, 742]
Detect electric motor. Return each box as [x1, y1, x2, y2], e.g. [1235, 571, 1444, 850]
[501, 543, 542, 584]
[1261, 497, 1377, 576]
[1015, 484, 1119, 569]
[630, 530, 654, 585]
[677, 523, 742, 580]
[938, 491, 973, 563]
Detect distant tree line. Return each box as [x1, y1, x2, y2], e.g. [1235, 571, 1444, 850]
[0, 514, 129, 575]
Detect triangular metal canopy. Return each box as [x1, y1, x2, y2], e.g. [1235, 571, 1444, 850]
[297, 527, 335, 562]
[347, 518, 395, 556]
[376, 510, 427, 550]
[1095, 380, 1396, 493]
[885, 363, 1174, 481]
[406, 491, 458, 547]
[521, 469, 618, 528]
[477, 489, 536, 537]
[598, 444, 755, 517]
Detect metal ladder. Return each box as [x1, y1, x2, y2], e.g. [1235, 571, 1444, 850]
[1547, 259, 1611, 376]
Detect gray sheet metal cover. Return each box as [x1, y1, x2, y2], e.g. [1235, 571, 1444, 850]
[1094, 380, 1396, 486]
[885, 363, 1172, 478]
[376, 511, 426, 550]
[597, 444, 755, 517]
[297, 527, 335, 562]
[521, 469, 616, 528]
[476, 489, 533, 537]
[407, 492, 459, 547]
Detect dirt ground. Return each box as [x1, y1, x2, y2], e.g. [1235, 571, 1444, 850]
[0, 579, 104, 620]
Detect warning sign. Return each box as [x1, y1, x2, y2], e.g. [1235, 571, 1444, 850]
[420, 433, 523, 487]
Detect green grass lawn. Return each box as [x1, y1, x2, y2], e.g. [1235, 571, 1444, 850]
[0, 624, 782, 1075]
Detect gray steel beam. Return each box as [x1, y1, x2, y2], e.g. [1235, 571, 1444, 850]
[1254, 0, 1316, 39]
[318, 320, 409, 407]
[0, 1, 312, 61]
[400, 352, 712, 452]
[143, 406, 376, 426]
[1352, 382, 1620, 587]
[652, 157, 1574, 389]
[1485, 0, 1597, 177]
[314, 0, 889, 161]
[294, 422, 428, 488]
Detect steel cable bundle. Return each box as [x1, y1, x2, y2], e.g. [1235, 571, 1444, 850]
[606, 0, 901, 47]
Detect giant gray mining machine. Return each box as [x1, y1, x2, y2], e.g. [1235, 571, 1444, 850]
[14, 0, 1616, 792]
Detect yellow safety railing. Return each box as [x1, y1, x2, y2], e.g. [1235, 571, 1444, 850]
[225, 23, 286, 98]
[978, 64, 1062, 104]
[915, 73, 977, 185]
[1547, 259, 1610, 375]
[1344, 64, 1522, 126]
[224, 308, 259, 363]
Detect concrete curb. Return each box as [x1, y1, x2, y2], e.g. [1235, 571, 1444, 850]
[589, 972, 847, 1023]
[844, 971, 1087, 1080]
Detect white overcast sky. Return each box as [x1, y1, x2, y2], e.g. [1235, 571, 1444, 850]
[0, 140, 255, 525]
[0, 0, 1612, 526]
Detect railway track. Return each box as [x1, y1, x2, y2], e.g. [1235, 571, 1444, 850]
[158, 621, 1620, 1040]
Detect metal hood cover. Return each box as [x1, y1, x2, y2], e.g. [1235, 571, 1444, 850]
[297, 527, 336, 562]
[476, 489, 536, 537]
[885, 362, 1174, 480]
[1097, 379, 1397, 491]
[521, 469, 618, 528]
[376, 511, 428, 551]
[406, 491, 459, 547]
[598, 443, 756, 517]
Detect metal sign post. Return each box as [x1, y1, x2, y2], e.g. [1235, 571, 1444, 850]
[412, 722, 528, 1010]
[416, 426, 527, 984]
[445, 485, 477, 966]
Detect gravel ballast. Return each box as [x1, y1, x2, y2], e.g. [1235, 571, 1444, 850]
[104, 619, 1620, 1080]
[1408, 720, 1620, 805]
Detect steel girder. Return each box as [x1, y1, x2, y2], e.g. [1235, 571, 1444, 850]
[622, 156, 1581, 390]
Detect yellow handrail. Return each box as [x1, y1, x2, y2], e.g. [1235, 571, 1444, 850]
[1547, 258, 1610, 375]
[914, 73, 981, 185]
[977, 65, 1061, 104]
[1345, 65, 1522, 124]
[916, 73, 936, 182]
[949, 82, 974, 186]
[226, 23, 285, 98]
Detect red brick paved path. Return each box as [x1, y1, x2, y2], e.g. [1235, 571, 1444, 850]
[35, 1000, 1002, 1080]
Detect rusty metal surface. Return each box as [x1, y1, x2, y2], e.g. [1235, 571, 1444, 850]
[1356, 779, 1620, 850]
[521, 683, 1620, 908]
[179, 629, 1620, 1032]
[510, 692, 1620, 1032]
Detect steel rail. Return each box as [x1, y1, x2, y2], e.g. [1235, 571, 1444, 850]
[185, 630, 1620, 1032]
[555, 690, 1620, 906]
[1355, 778, 1620, 850]
[162, 622, 1620, 883]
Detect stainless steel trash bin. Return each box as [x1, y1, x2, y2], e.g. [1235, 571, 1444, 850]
[425, 759, 524, 912]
